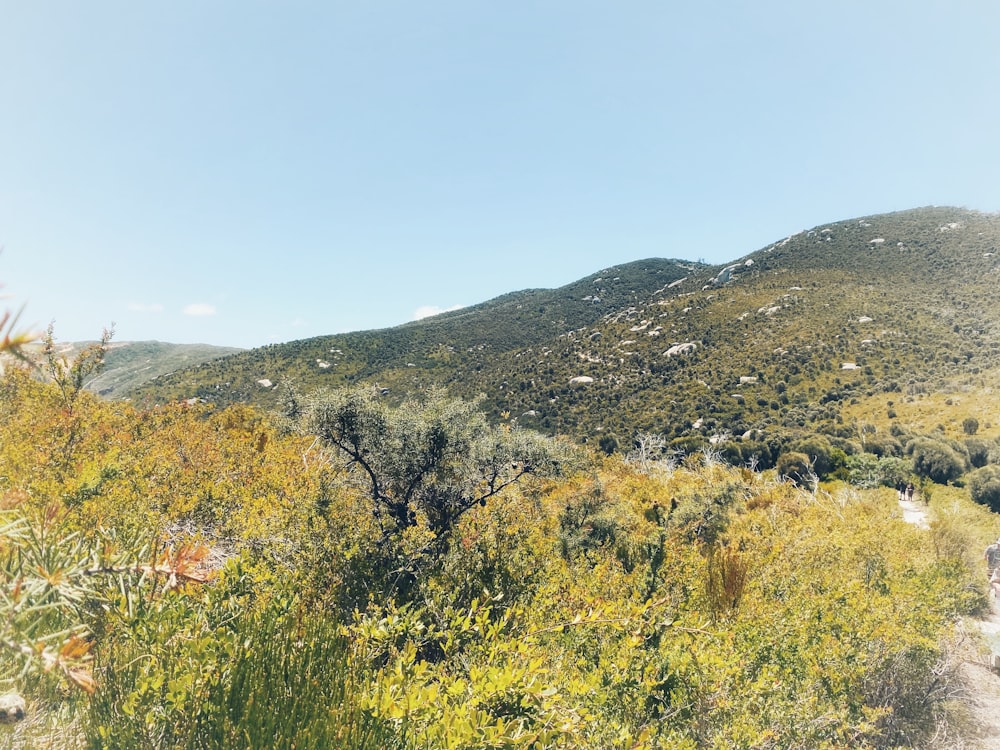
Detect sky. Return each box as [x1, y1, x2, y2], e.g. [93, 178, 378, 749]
[2, 1, 1000, 349]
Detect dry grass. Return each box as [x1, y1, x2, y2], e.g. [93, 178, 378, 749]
[842, 369, 1000, 443]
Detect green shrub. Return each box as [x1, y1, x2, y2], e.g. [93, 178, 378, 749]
[301, 387, 571, 604]
[845, 453, 880, 489]
[968, 465, 1000, 513]
[670, 435, 708, 455]
[864, 434, 903, 457]
[908, 437, 967, 484]
[776, 451, 812, 486]
[965, 438, 990, 468]
[668, 482, 743, 545]
[877, 456, 912, 489]
[789, 435, 842, 478]
[86, 590, 397, 750]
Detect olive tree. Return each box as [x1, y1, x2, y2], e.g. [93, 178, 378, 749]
[304, 387, 570, 552]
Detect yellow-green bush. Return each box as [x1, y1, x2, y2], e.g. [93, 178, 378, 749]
[0, 372, 988, 749]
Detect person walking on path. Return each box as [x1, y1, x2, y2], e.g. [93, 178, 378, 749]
[985, 538, 1000, 581]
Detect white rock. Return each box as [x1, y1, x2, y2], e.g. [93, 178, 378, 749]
[665, 342, 698, 357]
[0, 694, 25, 723]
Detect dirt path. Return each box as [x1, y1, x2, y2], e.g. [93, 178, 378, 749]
[944, 597, 1000, 750]
[897, 495, 1000, 748]
[898, 495, 930, 529]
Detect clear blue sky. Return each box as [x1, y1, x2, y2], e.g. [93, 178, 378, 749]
[2, 1, 999, 349]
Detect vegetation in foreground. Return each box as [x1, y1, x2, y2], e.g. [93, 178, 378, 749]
[0, 358, 997, 749]
[4, 266, 1000, 748]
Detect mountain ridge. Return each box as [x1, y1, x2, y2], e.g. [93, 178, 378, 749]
[122, 206, 1000, 458]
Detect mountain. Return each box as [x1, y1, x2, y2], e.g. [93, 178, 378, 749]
[82, 341, 243, 397]
[124, 258, 703, 404]
[126, 206, 1000, 457]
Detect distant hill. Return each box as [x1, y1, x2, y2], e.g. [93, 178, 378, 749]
[125, 259, 703, 405]
[79, 341, 243, 397]
[126, 206, 1000, 456]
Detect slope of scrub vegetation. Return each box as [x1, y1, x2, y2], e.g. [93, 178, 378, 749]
[126, 258, 702, 410]
[1, 357, 998, 748]
[84, 341, 243, 397]
[126, 208, 1000, 471]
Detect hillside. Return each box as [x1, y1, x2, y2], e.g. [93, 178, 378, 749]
[466, 207, 1000, 444]
[125, 258, 702, 405]
[88, 340, 243, 397]
[28, 340, 244, 398]
[127, 206, 1000, 456]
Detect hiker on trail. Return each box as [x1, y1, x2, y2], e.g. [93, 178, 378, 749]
[897, 481, 906, 502]
[905, 483, 915, 502]
[985, 538, 1000, 580]
[992, 567, 1000, 599]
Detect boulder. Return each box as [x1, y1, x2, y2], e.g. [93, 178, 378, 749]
[0, 693, 25, 723]
[665, 342, 698, 357]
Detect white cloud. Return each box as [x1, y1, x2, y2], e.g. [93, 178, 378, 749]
[183, 303, 217, 317]
[128, 302, 164, 313]
[413, 304, 464, 320]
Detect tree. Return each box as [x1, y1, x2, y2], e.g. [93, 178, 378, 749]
[303, 388, 570, 551]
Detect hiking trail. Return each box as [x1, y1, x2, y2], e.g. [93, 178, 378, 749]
[897, 492, 1000, 748]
